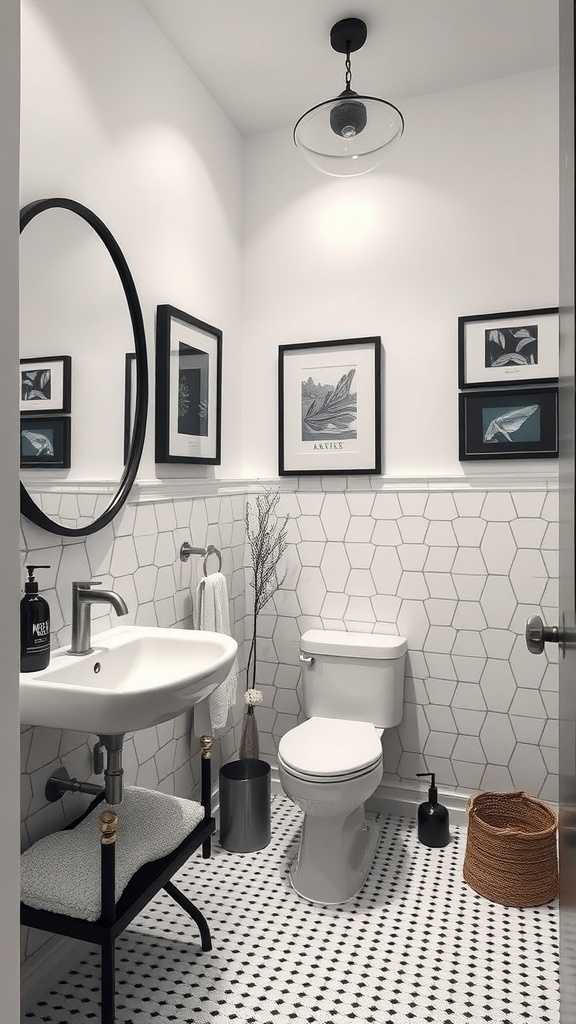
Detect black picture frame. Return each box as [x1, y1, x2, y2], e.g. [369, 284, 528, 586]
[278, 337, 382, 475]
[20, 355, 71, 414]
[459, 387, 558, 461]
[20, 415, 71, 468]
[458, 307, 559, 389]
[155, 304, 222, 465]
[123, 353, 136, 464]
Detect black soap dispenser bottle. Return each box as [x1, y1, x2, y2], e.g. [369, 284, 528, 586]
[20, 565, 51, 672]
[416, 772, 450, 848]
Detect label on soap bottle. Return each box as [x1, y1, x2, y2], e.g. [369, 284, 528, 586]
[27, 617, 50, 653]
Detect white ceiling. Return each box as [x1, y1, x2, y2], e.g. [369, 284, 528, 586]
[139, 0, 559, 136]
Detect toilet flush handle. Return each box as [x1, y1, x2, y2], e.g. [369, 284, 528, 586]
[299, 653, 315, 667]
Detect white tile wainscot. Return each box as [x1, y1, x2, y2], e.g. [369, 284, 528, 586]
[20, 472, 559, 983]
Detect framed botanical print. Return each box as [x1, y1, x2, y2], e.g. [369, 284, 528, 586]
[20, 415, 71, 468]
[458, 307, 559, 390]
[459, 387, 558, 460]
[20, 355, 71, 413]
[278, 337, 381, 475]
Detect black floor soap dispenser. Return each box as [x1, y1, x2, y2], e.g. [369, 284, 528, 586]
[416, 772, 450, 848]
[20, 565, 51, 672]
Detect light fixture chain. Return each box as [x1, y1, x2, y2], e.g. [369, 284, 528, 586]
[345, 44, 352, 89]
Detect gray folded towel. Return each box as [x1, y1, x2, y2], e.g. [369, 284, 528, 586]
[21, 786, 204, 921]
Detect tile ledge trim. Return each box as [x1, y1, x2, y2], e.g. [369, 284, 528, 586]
[23, 470, 559, 504]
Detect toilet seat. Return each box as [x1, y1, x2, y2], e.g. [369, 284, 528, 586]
[278, 717, 382, 782]
[278, 756, 381, 785]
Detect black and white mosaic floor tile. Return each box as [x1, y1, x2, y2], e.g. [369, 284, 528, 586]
[24, 795, 559, 1023]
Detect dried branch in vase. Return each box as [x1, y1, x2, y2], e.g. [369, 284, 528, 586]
[244, 489, 289, 691]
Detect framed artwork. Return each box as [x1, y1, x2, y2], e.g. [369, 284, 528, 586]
[123, 353, 136, 464]
[20, 415, 71, 468]
[459, 388, 558, 461]
[20, 355, 71, 413]
[278, 337, 381, 475]
[458, 307, 559, 389]
[155, 304, 222, 464]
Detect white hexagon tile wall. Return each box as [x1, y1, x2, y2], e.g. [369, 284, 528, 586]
[19, 479, 559, 966]
[261, 482, 558, 804]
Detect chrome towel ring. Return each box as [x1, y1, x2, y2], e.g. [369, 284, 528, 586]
[179, 541, 222, 575]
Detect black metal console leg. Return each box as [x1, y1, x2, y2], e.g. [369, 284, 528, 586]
[200, 737, 213, 861]
[101, 936, 116, 1024]
[164, 880, 212, 951]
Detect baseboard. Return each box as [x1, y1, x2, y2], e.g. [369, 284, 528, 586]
[20, 934, 90, 1016]
[366, 780, 470, 825]
[269, 767, 471, 826]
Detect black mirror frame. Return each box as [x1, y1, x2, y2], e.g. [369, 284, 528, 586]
[19, 197, 149, 538]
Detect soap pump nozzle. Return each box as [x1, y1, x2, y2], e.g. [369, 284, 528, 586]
[417, 771, 438, 804]
[416, 771, 450, 848]
[24, 564, 50, 594]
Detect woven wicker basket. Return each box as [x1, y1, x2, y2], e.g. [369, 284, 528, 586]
[463, 790, 558, 907]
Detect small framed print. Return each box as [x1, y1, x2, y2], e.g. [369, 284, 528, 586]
[20, 415, 71, 468]
[278, 337, 381, 475]
[155, 304, 222, 464]
[459, 388, 558, 461]
[123, 353, 136, 464]
[458, 308, 559, 389]
[20, 355, 71, 413]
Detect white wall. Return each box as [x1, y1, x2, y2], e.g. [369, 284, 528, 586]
[242, 68, 559, 479]
[20, 0, 244, 481]
[15, 15, 561, 1013]
[0, 0, 23, 1016]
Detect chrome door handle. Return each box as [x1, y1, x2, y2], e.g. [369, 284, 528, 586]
[525, 614, 560, 655]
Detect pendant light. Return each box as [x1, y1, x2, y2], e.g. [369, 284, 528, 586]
[293, 17, 404, 177]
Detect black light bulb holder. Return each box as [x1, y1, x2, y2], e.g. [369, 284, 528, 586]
[330, 89, 367, 138]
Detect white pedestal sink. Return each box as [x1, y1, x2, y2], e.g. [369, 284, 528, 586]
[19, 624, 238, 734]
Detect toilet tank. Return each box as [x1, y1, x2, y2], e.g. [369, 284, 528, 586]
[300, 629, 407, 729]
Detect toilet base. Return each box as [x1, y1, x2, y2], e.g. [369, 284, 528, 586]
[288, 806, 381, 905]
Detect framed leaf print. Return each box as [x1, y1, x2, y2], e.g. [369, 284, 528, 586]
[459, 388, 558, 460]
[20, 415, 71, 468]
[278, 337, 381, 475]
[20, 355, 71, 413]
[458, 308, 559, 389]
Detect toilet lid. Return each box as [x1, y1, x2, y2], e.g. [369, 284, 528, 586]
[278, 717, 382, 778]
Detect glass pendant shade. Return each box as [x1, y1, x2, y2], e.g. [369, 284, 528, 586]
[293, 17, 403, 177]
[293, 90, 404, 176]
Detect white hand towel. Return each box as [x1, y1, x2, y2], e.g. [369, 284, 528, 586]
[20, 787, 204, 922]
[193, 571, 238, 735]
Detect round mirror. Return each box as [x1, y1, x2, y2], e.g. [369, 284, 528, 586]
[19, 198, 148, 537]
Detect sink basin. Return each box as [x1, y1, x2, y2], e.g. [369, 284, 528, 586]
[20, 624, 238, 734]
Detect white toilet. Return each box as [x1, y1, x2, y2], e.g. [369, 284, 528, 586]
[278, 628, 407, 905]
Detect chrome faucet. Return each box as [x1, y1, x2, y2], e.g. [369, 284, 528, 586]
[68, 581, 129, 656]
